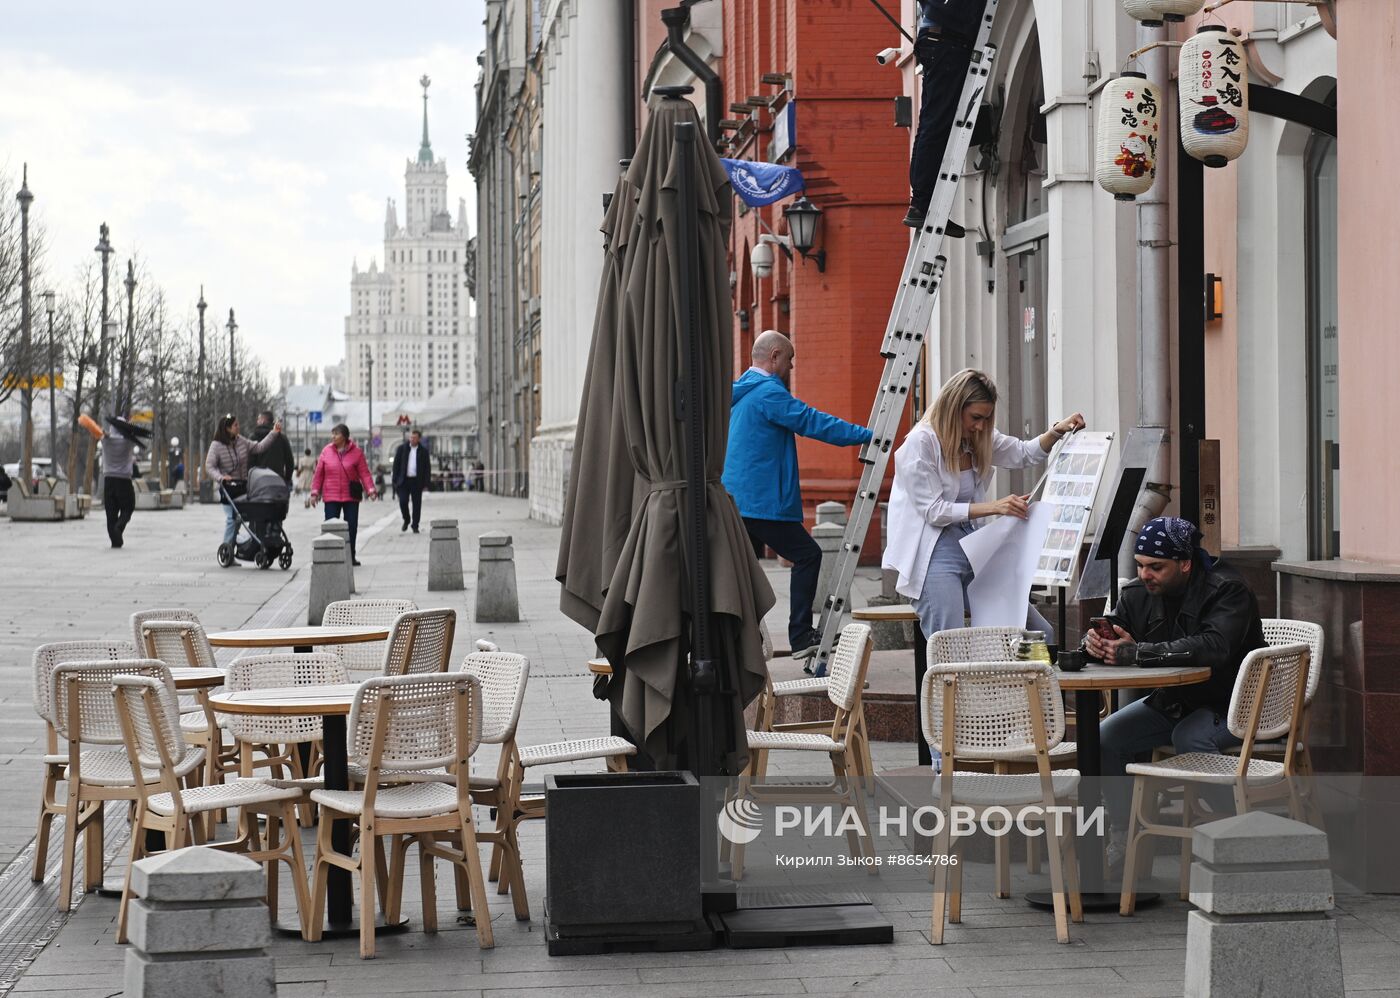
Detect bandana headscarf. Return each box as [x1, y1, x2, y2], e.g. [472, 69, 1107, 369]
[1135, 516, 1214, 567]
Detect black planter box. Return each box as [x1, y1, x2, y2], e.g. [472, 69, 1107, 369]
[544, 771, 704, 939]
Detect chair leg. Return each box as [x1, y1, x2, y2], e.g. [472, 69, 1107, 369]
[280, 802, 312, 939]
[306, 817, 333, 943]
[1178, 785, 1197, 901]
[856, 711, 875, 792]
[57, 791, 82, 911]
[375, 835, 392, 917]
[1061, 827, 1083, 923]
[116, 815, 148, 945]
[83, 806, 105, 892]
[32, 769, 58, 882]
[994, 820, 1011, 900]
[1025, 827, 1042, 876]
[948, 838, 964, 924]
[847, 757, 878, 872]
[385, 834, 411, 924]
[1041, 817, 1071, 944]
[1120, 778, 1148, 917]
[419, 836, 438, 934]
[359, 821, 377, 959]
[929, 821, 954, 945]
[264, 810, 280, 925]
[457, 815, 495, 949]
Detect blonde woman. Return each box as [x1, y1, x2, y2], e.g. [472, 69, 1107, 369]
[883, 369, 1084, 640]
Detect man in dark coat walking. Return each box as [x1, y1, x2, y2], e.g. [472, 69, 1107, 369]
[392, 428, 431, 532]
[250, 410, 296, 485]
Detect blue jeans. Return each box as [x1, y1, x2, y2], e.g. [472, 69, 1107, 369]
[222, 503, 238, 545]
[323, 501, 360, 558]
[1100, 698, 1242, 830]
[911, 523, 1056, 640]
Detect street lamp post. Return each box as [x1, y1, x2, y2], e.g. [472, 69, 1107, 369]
[43, 290, 56, 469]
[121, 260, 137, 415]
[366, 355, 375, 469]
[16, 165, 34, 486]
[227, 308, 238, 401]
[196, 287, 206, 485]
[89, 224, 114, 493]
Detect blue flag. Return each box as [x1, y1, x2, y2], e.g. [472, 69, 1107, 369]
[720, 158, 805, 207]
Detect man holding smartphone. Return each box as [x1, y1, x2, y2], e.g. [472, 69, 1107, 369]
[1083, 516, 1265, 866]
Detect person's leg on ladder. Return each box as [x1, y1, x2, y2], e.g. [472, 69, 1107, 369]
[743, 517, 822, 652]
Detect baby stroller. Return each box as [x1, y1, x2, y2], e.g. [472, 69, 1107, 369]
[217, 467, 294, 570]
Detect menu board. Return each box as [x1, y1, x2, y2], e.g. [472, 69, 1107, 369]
[1033, 431, 1114, 587]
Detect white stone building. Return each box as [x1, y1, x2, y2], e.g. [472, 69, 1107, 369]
[345, 79, 476, 406]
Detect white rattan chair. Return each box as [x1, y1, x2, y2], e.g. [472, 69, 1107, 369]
[112, 675, 308, 942]
[1120, 642, 1311, 915]
[732, 624, 878, 880]
[930, 626, 1077, 895]
[456, 651, 532, 919]
[49, 658, 204, 911]
[307, 674, 495, 959]
[30, 639, 135, 887]
[382, 608, 456, 677]
[225, 653, 349, 823]
[322, 599, 418, 680]
[922, 660, 1083, 944]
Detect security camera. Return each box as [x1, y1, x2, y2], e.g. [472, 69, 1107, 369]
[876, 47, 901, 66]
[750, 241, 775, 280]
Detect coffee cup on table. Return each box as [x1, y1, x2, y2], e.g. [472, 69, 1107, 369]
[1057, 649, 1086, 672]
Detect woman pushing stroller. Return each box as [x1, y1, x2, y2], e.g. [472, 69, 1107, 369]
[205, 413, 286, 567]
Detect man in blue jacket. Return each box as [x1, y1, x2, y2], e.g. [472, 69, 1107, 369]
[723, 330, 873, 658]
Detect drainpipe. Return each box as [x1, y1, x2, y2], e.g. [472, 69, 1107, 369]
[660, 5, 722, 148]
[621, 0, 637, 151]
[1118, 21, 1175, 581]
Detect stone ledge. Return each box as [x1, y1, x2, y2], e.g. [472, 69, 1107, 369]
[1273, 559, 1400, 583]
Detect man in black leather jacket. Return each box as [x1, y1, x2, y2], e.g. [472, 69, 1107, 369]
[1087, 516, 1265, 839]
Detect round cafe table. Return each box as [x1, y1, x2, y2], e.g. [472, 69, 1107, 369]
[206, 624, 389, 655]
[169, 667, 226, 690]
[208, 683, 406, 939]
[1026, 662, 1211, 912]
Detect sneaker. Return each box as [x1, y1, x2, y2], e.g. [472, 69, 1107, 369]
[411, 525, 419, 534]
[901, 203, 967, 239]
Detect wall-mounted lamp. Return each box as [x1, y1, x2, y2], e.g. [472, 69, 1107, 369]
[1205, 273, 1225, 322]
[783, 196, 827, 272]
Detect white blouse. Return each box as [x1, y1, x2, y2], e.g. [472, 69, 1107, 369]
[882, 422, 1051, 600]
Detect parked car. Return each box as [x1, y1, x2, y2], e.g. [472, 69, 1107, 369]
[3, 458, 66, 488]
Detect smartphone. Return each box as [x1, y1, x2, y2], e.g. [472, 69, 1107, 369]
[1089, 617, 1116, 641]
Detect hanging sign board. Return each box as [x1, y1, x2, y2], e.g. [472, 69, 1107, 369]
[1033, 431, 1114, 586]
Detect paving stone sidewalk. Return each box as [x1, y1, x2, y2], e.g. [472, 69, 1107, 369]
[3, 492, 1399, 996]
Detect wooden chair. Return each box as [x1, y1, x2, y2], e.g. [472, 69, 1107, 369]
[323, 599, 418, 681]
[382, 608, 456, 677]
[307, 674, 495, 959]
[1120, 642, 1312, 915]
[923, 660, 1083, 944]
[30, 642, 137, 898]
[50, 658, 205, 911]
[112, 675, 308, 942]
[731, 623, 878, 880]
[929, 626, 1077, 896]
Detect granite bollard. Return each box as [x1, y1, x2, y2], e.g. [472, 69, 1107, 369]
[475, 531, 520, 622]
[308, 535, 351, 625]
[428, 519, 465, 591]
[125, 847, 276, 998]
[1184, 811, 1343, 997]
[815, 500, 847, 527]
[320, 519, 354, 593]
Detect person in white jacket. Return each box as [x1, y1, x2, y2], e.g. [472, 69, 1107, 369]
[883, 368, 1085, 641]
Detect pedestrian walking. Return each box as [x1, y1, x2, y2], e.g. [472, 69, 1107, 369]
[295, 448, 315, 495]
[99, 415, 146, 549]
[205, 413, 285, 565]
[721, 330, 873, 658]
[249, 409, 296, 485]
[309, 423, 376, 565]
[391, 428, 431, 532]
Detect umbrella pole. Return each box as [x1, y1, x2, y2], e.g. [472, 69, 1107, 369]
[673, 118, 731, 912]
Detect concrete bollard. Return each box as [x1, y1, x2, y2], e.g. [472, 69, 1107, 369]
[813, 521, 850, 626]
[428, 519, 465, 591]
[308, 535, 351, 625]
[815, 500, 847, 527]
[320, 520, 354, 593]
[1184, 811, 1343, 997]
[475, 531, 520, 623]
[125, 847, 277, 997]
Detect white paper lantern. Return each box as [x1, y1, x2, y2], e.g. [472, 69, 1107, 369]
[1122, 0, 1164, 26]
[1180, 25, 1249, 168]
[1096, 73, 1164, 201]
[1151, 0, 1206, 21]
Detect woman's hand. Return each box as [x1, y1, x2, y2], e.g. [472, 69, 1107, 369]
[971, 494, 1030, 520]
[309, 491, 320, 507]
[1052, 412, 1086, 437]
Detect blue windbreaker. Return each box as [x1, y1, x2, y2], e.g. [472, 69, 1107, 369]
[721, 369, 872, 522]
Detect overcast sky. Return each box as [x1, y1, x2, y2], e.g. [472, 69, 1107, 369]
[0, 1, 484, 382]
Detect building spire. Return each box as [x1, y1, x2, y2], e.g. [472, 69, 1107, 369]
[417, 74, 433, 165]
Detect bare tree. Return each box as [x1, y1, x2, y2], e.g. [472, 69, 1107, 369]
[0, 167, 51, 414]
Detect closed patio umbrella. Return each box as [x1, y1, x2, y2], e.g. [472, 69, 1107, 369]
[558, 91, 774, 774]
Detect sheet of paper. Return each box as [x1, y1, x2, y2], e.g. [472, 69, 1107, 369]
[960, 502, 1054, 629]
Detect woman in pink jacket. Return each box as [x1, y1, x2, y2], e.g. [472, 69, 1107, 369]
[310, 423, 377, 565]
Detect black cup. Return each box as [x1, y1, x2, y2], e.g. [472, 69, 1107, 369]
[1057, 649, 1086, 672]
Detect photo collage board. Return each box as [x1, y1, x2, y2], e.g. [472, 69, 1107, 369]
[1033, 431, 1114, 587]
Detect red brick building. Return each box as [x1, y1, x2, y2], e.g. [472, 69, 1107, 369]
[719, 0, 914, 557]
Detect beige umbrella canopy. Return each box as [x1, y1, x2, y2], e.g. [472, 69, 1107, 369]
[557, 93, 774, 773]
